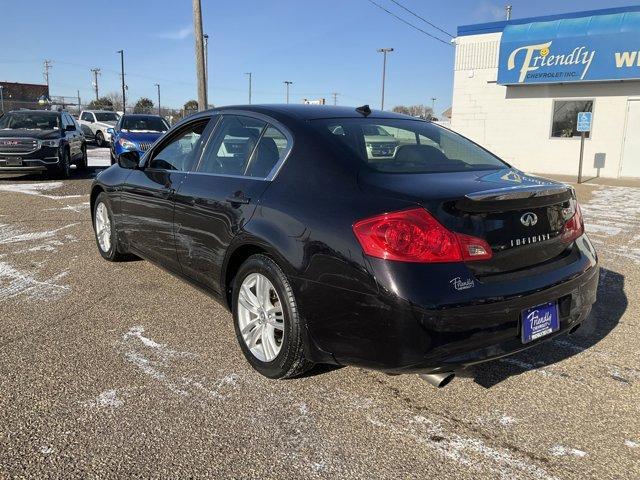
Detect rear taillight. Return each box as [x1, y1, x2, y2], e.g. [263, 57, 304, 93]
[560, 202, 584, 243]
[352, 208, 492, 263]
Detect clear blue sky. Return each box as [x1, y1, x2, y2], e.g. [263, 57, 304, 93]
[1, 0, 635, 113]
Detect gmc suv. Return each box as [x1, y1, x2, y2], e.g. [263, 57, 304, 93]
[0, 110, 87, 178]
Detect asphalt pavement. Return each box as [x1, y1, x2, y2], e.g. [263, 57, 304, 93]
[0, 147, 638, 479]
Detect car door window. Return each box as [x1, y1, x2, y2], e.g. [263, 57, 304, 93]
[147, 119, 210, 171]
[245, 125, 289, 178]
[198, 115, 266, 175]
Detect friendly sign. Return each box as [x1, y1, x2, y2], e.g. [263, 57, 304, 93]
[577, 112, 592, 132]
[498, 10, 640, 85]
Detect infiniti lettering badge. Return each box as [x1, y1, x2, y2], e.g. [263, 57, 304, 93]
[520, 212, 538, 227]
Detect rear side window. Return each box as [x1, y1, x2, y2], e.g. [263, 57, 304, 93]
[315, 118, 506, 174]
[245, 125, 289, 178]
[198, 115, 266, 176]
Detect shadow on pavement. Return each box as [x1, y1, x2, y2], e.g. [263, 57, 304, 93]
[472, 267, 626, 388]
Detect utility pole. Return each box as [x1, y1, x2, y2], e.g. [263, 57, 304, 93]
[77, 90, 81, 115]
[0, 85, 4, 113]
[193, 0, 208, 111]
[117, 50, 126, 113]
[43, 60, 52, 90]
[244, 72, 252, 104]
[283, 81, 293, 104]
[90, 68, 101, 101]
[332, 92, 339, 106]
[431, 97, 437, 114]
[155, 83, 161, 116]
[377, 48, 393, 110]
[506, 5, 512, 20]
[203, 33, 209, 103]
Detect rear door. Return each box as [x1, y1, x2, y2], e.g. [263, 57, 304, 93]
[173, 113, 291, 293]
[118, 116, 213, 272]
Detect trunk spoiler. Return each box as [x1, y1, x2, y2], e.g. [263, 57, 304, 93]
[457, 184, 572, 212]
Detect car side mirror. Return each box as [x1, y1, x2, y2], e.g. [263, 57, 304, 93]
[117, 150, 140, 169]
[107, 127, 115, 135]
[65, 124, 76, 131]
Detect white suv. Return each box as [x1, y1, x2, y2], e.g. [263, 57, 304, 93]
[78, 110, 120, 147]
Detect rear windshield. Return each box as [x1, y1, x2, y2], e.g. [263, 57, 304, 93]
[0, 112, 60, 131]
[121, 116, 168, 133]
[312, 118, 506, 173]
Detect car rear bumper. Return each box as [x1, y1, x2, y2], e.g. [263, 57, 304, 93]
[296, 235, 599, 373]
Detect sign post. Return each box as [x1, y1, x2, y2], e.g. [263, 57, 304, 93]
[576, 112, 592, 184]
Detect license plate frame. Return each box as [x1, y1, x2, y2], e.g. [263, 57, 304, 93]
[521, 301, 560, 344]
[5, 157, 23, 167]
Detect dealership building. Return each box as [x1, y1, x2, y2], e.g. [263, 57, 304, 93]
[451, 6, 640, 179]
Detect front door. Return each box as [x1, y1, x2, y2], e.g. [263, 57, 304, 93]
[174, 114, 290, 293]
[119, 117, 213, 272]
[621, 100, 640, 178]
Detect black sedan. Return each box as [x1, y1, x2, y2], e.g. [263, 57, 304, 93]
[90, 105, 598, 386]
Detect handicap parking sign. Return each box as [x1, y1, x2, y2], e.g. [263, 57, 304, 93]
[577, 112, 592, 132]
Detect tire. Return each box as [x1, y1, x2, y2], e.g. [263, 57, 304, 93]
[110, 148, 116, 165]
[232, 254, 313, 379]
[77, 144, 88, 170]
[95, 131, 105, 147]
[55, 148, 71, 179]
[93, 193, 131, 262]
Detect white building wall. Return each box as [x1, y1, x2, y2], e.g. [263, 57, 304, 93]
[451, 32, 640, 179]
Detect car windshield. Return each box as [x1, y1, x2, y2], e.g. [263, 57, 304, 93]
[95, 112, 119, 122]
[121, 116, 168, 133]
[0, 112, 60, 131]
[313, 118, 507, 174]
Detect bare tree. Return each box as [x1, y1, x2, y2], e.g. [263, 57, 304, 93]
[392, 104, 433, 119]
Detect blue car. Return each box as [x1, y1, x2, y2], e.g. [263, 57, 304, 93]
[108, 114, 169, 164]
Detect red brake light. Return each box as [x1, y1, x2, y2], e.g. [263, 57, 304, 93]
[560, 202, 584, 243]
[352, 208, 492, 263]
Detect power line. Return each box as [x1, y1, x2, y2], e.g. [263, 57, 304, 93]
[388, 0, 453, 38]
[365, 0, 452, 46]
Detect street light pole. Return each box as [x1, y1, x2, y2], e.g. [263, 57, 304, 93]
[377, 48, 394, 110]
[193, 0, 208, 111]
[117, 50, 126, 113]
[155, 83, 161, 116]
[91, 68, 101, 101]
[245, 73, 252, 104]
[431, 97, 437, 115]
[0, 85, 4, 113]
[284, 81, 293, 104]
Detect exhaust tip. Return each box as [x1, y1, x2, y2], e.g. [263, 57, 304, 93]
[418, 372, 455, 388]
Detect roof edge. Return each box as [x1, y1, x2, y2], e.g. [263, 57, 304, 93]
[457, 5, 640, 37]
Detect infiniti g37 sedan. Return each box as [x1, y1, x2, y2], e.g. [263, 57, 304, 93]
[90, 105, 598, 386]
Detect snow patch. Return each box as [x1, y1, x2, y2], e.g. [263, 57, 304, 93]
[625, 440, 639, 448]
[85, 389, 124, 408]
[549, 445, 587, 458]
[0, 182, 82, 200]
[0, 260, 69, 302]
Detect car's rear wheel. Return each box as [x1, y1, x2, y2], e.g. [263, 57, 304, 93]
[95, 131, 105, 147]
[232, 254, 313, 379]
[93, 193, 130, 262]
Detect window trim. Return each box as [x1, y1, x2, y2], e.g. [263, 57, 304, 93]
[191, 110, 293, 181]
[549, 98, 595, 140]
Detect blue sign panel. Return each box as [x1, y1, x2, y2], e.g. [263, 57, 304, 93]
[498, 11, 640, 85]
[577, 112, 592, 132]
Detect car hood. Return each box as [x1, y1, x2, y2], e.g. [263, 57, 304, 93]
[118, 131, 165, 143]
[0, 129, 61, 140]
[97, 121, 117, 129]
[359, 168, 567, 204]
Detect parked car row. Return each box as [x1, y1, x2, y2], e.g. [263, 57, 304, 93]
[0, 108, 168, 177]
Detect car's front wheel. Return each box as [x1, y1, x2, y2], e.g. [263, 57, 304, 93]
[93, 193, 130, 262]
[95, 131, 105, 147]
[77, 144, 88, 170]
[232, 254, 313, 379]
[54, 148, 71, 179]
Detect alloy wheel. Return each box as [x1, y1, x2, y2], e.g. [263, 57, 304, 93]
[237, 273, 285, 362]
[94, 202, 112, 252]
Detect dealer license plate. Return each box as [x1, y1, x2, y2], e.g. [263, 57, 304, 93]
[521, 301, 559, 344]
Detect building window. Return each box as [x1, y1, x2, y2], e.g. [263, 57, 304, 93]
[551, 100, 593, 138]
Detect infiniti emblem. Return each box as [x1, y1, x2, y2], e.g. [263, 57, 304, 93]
[520, 212, 538, 227]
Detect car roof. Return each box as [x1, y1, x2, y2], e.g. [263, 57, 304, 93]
[205, 104, 422, 122]
[9, 109, 59, 115]
[121, 113, 163, 118]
